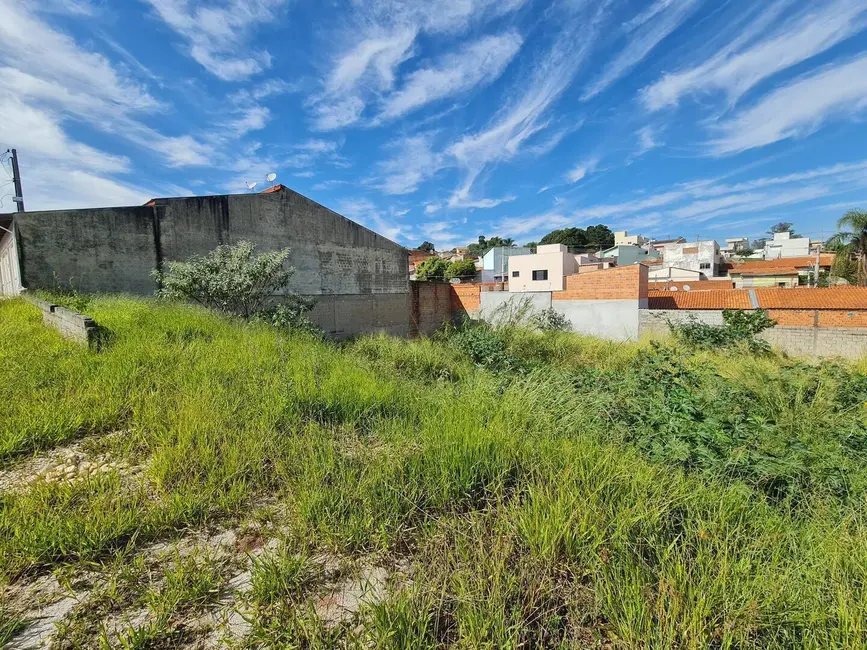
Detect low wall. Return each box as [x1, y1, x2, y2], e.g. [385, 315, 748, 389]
[307, 293, 410, 339]
[24, 295, 100, 347]
[409, 282, 452, 336]
[478, 291, 552, 323]
[638, 309, 867, 358]
[553, 299, 643, 341]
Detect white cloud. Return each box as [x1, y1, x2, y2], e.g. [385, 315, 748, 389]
[583, 0, 697, 100]
[708, 54, 867, 155]
[294, 171, 316, 178]
[636, 126, 660, 155]
[424, 203, 441, 214]
[336, 197, 408, 242]
[641, 0, 867, 110]
[379, 31, 523, 121]
[376, 134, 446, 195]
[451, 195, 516, 209]
[311, 96, 365, 131]
[142, 0, 288, 81]
[565, 157, 598, 183]
[227, 106, 270, 135]
[293, 140, 339, 154]
[328, 30, 416, 94]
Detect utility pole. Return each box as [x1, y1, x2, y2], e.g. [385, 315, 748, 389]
[7, 149, 25, 212]
[814, 239, 821, 287]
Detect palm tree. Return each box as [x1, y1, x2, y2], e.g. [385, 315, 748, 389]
[827, 209, 867, 286]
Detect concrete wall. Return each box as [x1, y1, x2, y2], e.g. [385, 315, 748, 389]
[24, 295, 100, 347]
[10, 188, 410, 338]
[479, 291, 552, 324]
[552, 299, 643, 340]
[638, 309, 867, 358]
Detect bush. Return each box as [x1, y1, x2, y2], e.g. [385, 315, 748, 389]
[530, 308, 570, 331]
[153, 241, 317, 332]
[447, 323, 519, 371]
[445, 259, 478, 282]
[670, 309, 775, 353]
[414, 257, 450, 282]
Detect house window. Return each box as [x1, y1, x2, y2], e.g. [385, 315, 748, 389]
[778, 282, 787, 288]
[512, 270, 520, 278]
[699, 262, 711, 270]
[532, 269, 548, 281]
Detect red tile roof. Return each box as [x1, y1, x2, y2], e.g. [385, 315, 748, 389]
[739, 267, 800, 277]
[259, 184, 288, 194]
[731, 254, 835, 273]
[648, 290, 753, 310]
[648, 286, 867, 310]
[753, 287, 867, 309]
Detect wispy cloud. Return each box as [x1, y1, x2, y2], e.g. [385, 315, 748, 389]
[641, 0, 867, 110]
[565, 157, 598, 183]
[378, 31, 523, 121]
[142, 0, 288, 81]
[707, 54, 867, 155]
[636, 126, 661, 156]
[375, 133, 446, 195]
[336, 197, 409, 242]
[582, 0, 697, 100]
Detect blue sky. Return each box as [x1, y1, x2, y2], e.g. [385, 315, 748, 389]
[1, 0, 866, 250]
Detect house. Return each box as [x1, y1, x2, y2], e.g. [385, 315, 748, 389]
[2, 186, 410, 338]
[763, 231, 810, 259]
[480, 246, 533, 282]
[648, 265, 706, 282]
[727, 255, 836, 288]
[614, 230, 647, 247]
[600, 244, 660, 266]
[647, 236, 687, 253]
[508, 244, 576, 291]
[659, 239, 721, 276]
[721, 237, 749, 257]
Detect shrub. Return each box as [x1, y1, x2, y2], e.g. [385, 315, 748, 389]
[414, 257, 450, 282]
[445, 259, 478, 282]
[670, 309, 775, 353]
[530, 308, 570, 331]
[153, 241, 316, 332]
[447, 323, 519, 371]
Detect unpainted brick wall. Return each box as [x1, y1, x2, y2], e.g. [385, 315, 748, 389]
[450, 283, 481, 315]
[554, 264, 648, 301]
[409, 281, 453, 336]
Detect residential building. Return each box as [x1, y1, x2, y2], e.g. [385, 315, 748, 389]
[647, 237, 687, 253]
[0, 215, 21, 296]
[721, 237, 749, 257]
[659, 239, 720, 276]
[648, 266, 705, 282]
[600, 244, 660, 266]
[614, 230, 646, 247]
[729, 268, 801, 288]
[726, 255, 835, 288]
[507, 244, 576, 292]
[2, 185, 410, 338]
[764, 231, 810, 259]
[480, 246, 533, 282]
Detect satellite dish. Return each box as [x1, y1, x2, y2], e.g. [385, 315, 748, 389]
[682, 284, 691, 291]
[266, 172, 277, 186]
[245, 181, 258, 191]
[670, 286, 678, 292]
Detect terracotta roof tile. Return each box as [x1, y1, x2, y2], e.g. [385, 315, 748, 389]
[648, 290, 753, 310]
[739, 267, 800, 277]
[753, 287, 867, 309]
[731, 254, 835, 273]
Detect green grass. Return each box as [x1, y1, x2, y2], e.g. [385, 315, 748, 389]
[2, 295, 867, 648]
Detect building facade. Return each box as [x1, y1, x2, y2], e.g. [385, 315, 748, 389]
[507, 243, 577, 291]
[660, 240, 720, 276]
[4, 186, 410, 338]
[480, 246, 533, 282]
[600, 244, 660, 266]
[764, 232, 810, 259]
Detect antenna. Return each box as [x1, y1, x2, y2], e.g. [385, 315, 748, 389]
[245, 181, 258, 192]
[266, 172, 277, 187]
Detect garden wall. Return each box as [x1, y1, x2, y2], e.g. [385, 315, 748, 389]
[24, 295, 100, 347]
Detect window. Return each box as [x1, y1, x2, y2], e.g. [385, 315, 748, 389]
[532, 269, 548, 281]
[778, 282, 787, 288]
[699, 262, 711, 270]
[512, 270, 520, 278]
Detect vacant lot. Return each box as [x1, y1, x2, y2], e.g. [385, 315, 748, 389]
[2, 296, 867, 649]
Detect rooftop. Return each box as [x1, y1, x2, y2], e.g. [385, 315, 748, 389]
[648, 286, 867, 310]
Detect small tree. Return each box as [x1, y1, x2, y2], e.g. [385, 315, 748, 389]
[445, 259, 478, 281]
[827, 209, 867, 286]
[153, 241, 314, 327]
[414, 257, 450, 281]
[768, 222, 798, 237]
[417, 241, 436, 253]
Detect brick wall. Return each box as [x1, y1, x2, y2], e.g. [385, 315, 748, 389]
[759, 327, 867, 359]
[554, 264, 647, 301]
[409, 281, 453, 336]
[450, 283, 481, 315]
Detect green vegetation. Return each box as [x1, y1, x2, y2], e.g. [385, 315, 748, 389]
[828, 208, 867, 286]
[669, 309, 776, 353]
[2, 295, 867, 647]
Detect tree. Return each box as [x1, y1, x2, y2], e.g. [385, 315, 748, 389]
[768, 222, 798, 237]
[466, 235, 516, 257]
[417, 241, 435, 253]
[524, 241, 538, 252]
[414, 256, 450, 281]
[750, 237, 768, 250]
[585, 224, 615, 249]
[827, 209, 867, 286]
[539, 227, 588, 249]
[445, 259, 478, 281]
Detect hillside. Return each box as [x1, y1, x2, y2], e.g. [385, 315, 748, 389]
[2, 296, 867, 649]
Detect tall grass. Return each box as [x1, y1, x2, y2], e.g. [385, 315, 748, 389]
[1, 296, 867, 647]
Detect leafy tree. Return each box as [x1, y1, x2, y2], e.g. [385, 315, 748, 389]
[585, 224, 615, 249]
[466, 235, 516, 257]
[445, 259, 478, 281]
[523, 241, 538, 252]
[768, 222, 798, 237]
[750, 237, 768, 250]
[417, 241, 435, 253]
[539, 227, 588, 249]
[827, 209, 867, 286]
[414, 256, 450, 281]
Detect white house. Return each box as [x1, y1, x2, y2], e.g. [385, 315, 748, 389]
[614, 230, 647, 247]
[660, 239, 720, 276]
[507, 244, 577, 292]
[764, 232, 810, 259]
[480, 246, 533, 282]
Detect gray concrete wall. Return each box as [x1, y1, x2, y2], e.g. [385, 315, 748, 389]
[638, 309, 867, 358]
[24, 294, 100, 347]
[10, 188, 410, 337]
[479, 291, 552, 324]
[552, 299, 642, 341]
